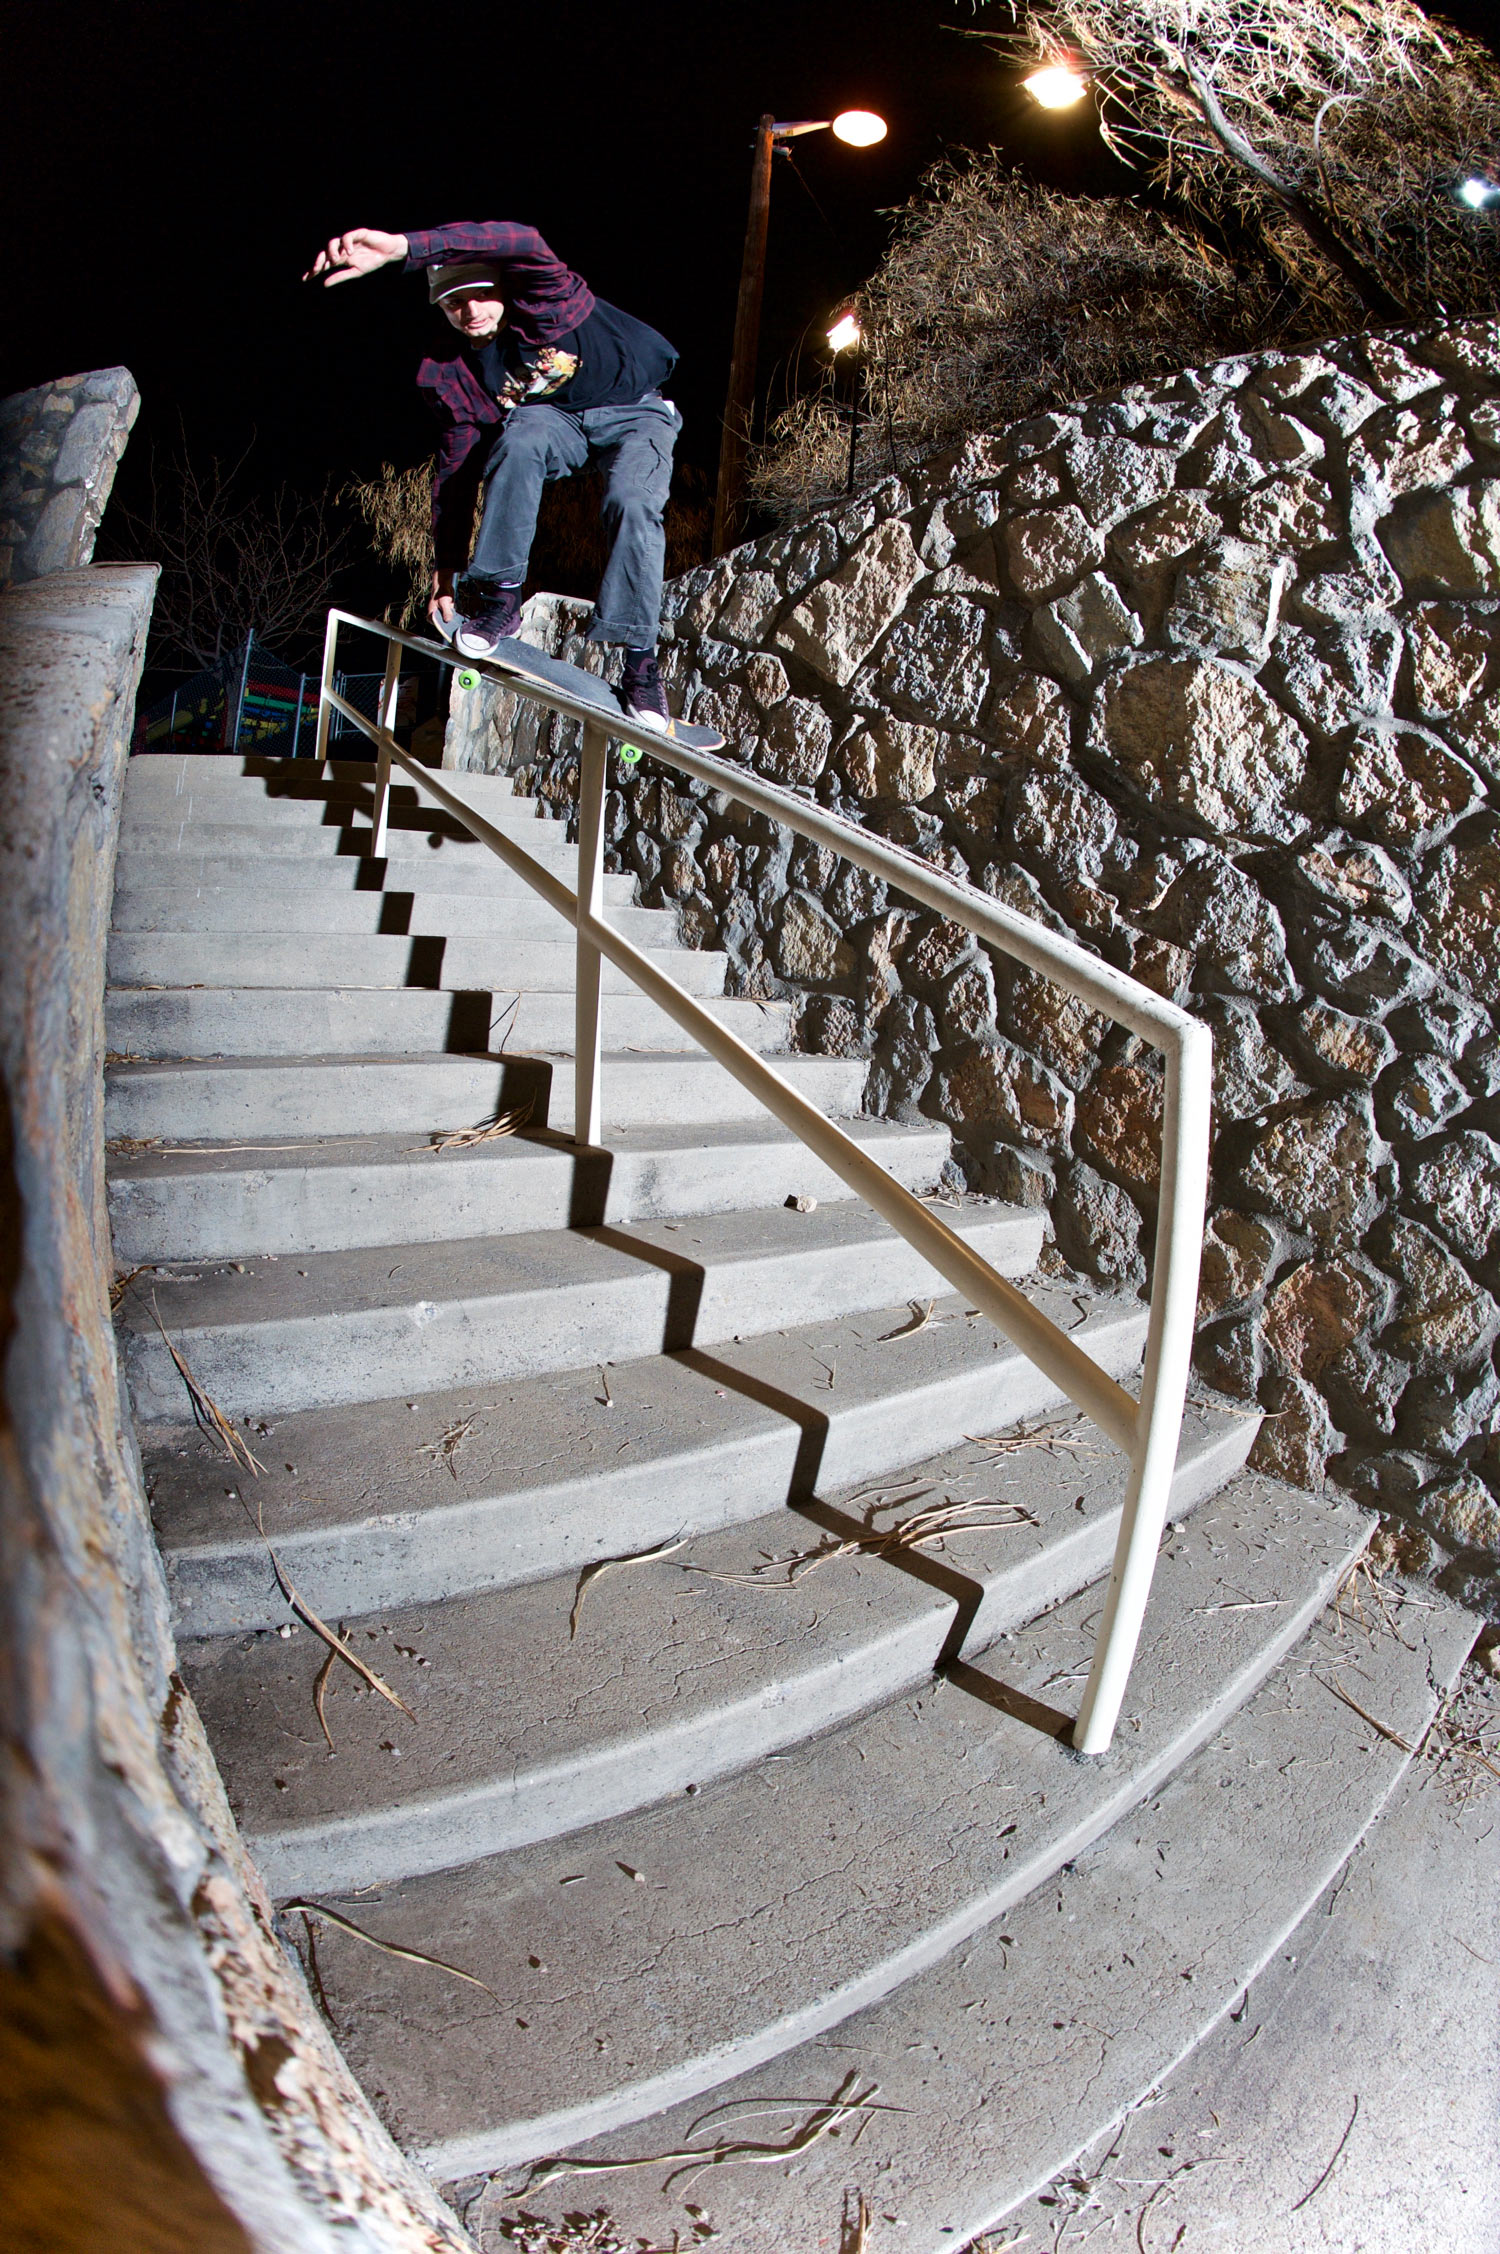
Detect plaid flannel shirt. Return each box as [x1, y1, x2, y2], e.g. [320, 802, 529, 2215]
[403, 221, 597, 569]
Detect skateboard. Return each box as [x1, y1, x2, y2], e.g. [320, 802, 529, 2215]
[437, 630, 726, 763]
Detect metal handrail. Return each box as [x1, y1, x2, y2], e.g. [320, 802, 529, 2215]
[314, 608, 1212, 1754]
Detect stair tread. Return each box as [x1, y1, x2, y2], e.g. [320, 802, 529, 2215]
[117, 1201, 1044, 1420]
[183, 1401, 1254, 1896]
[150, 1278, 1149, 1631]
[106, 931, 730, 995]
[104, 985, 788, 1060]
[279, 1477, 1370, 2172]
[501, 1574, 1474, 2247]
[108, 887, 675, 937]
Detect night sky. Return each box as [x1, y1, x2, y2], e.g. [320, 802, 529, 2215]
[7, 0, 1496, 584]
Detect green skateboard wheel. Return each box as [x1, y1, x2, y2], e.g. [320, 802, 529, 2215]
[457, 669, 479, 691]
[619, 743, 643, 765]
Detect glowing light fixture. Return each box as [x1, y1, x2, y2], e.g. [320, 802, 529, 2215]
[827, 311, 862, 353]
[831, 109, 887, 147]
[1023, 64, 1089, 109]
[1458, 175, 1499, 209]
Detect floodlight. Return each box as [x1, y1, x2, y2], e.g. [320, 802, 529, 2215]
[1458, 176, 1499, 209]
[827, 312, 862, 353]
[1023, 65, 1088, 109]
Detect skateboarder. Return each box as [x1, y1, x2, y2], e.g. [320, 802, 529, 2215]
[305, 220, 681, 725]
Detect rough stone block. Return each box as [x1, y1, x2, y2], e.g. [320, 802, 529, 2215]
[1002, 962, 1108, 1083]
[862, 596, 995, 729]
[1337, 723, 1482, 851]
[1074, 1061, 1164, 1195]
[1235, 1095, 1382, 1251]
[1406, 1129, 1500, 1266]
[774, 518, 924, 686]
[1002, 504, 1104, 599]
[1405, 601, 1497, 717]
[988, 672, 1074, 764]
[1196, 1208, 1279, 1319]
[1154, 855, 1294, 1003]
[841, 715, 939, 803]
[1417, 835, 1500, 992]
[1201, 994, 1300, 1116]
[712, 570, 783, 647]
[1295, 840, 1412, 925]
[1248, 1370, 1338, 1489]
[1350, 404, 1471, 503]
[1062, 435, 1176, 529]
[1262, 1256, 1388, 1381]
[1273, 622, 1401, 738]
[757, 695, 833, 786]
[1290, 999, 1397, 1085]
[935, 1038, 1074, 1151]
[1093, 655, 1309, 842]
[775, 892, 853, 982]
[1415, 1470, 1500, 1557]
[1053, 1160, 1146, 1289]
[1033, 571, 1142, 685]
[1381, 479, 1500, 594]
[1236, 472, 1340, 551]
[1375, 1053, 1470, 1142]
[1358, 334, 1439, 404]
[1194, 1312, 1263, 1399]
[1372, 1212, 1499, 1374]
[1166, 539, 1287, 661]
[1109, 491, 1221, 578]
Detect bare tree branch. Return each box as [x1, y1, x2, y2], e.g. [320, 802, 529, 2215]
[105, 422, 355, 671]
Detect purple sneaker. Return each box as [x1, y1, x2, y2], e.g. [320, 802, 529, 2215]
[619, 649, 674, 732]
[454, 583, 524, 659]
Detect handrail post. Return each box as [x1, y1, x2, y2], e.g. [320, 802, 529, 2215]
[1071, 1021, 1213, 1754]
[573, 722, 608, 1147]
[314, 612, 339, 764]
[371, 642, 402, 857]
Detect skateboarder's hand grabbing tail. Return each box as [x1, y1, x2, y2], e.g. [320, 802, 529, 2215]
[304, 227, 409, 285]
[430, 571, 457, 630]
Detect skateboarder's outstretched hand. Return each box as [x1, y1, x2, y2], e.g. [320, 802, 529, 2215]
[304, 228, 409, 285]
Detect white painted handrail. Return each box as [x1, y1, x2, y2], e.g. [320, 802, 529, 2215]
[314, 609, 1212, 1754]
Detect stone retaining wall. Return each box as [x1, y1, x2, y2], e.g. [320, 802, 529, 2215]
[0, 366, 139, 585]
[449, 319, 1500, 1617]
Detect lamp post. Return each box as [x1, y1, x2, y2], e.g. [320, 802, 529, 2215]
[712, 108, 887, 555]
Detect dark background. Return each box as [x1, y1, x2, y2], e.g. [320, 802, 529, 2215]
[7, 0, 1497, 624]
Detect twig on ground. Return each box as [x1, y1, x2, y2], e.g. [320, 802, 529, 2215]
[149, 1297, 266, 1473]
[840, 2190, 872, 2254]
[684, 1493, 1039, 1591]
[110, 1263, 157, 1309]
[283, 1899, 499, 2002]
[1317, 1675, 1414, 1752]
[420, 1407, 500, 1479]
[570, 1534, 688, 1638]
[1290, 2094, 1359, 2213]
[879, 1298, 937, 1341]
[313, 1646, 338, 1752]
[516, 2074, 887, 2197]
[966, 1416, 1105, 1463]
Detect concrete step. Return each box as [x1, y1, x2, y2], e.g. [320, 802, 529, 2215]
[117, 816, 581, 867]
[106, 931, 728, 997]
[112, 854, 639, 903]
[124, 760, 538, 820]
[273, 1478, 1371, 2176]
[120, 787, 560, 842]
[150, 1278, 1148, 1632]
[105, 1050, 869, 1142]
[184, 1401, 1256, 1897]
[109, 1117, 951, 1263]
[503, 1574, 1476, 2253]
[129, 754, 491, 791]
[118, 1201, 1044, 1423]
[109, 884, 670, 940]
[104, 984, 786, 1062]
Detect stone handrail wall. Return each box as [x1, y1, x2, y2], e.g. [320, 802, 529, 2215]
[0, 367, 140, 584]
[0, 565, 473, 2252]
[449, 319, 1500, 1619]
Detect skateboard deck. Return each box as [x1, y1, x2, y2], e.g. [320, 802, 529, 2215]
[437, 630, 726, 755]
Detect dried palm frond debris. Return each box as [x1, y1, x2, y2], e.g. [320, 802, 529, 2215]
[517, 2073, 888, 2197]
[426, 1096, 535, 1154]
[684, 1492, 1039, 1592]
[283, 1898, 499, 2001]
[150, 1295, 266, 1474]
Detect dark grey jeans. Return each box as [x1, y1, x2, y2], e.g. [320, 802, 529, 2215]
[467, 392, 682, 647]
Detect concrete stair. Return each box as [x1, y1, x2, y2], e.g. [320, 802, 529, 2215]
[108, 749, 1473, 2252]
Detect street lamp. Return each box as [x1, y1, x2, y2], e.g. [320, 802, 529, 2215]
[1021, 63, 1089, 109]
[1458, 175, 1500, 210]
[827, 311, 863, 492]
[713, 108, 888, 553]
